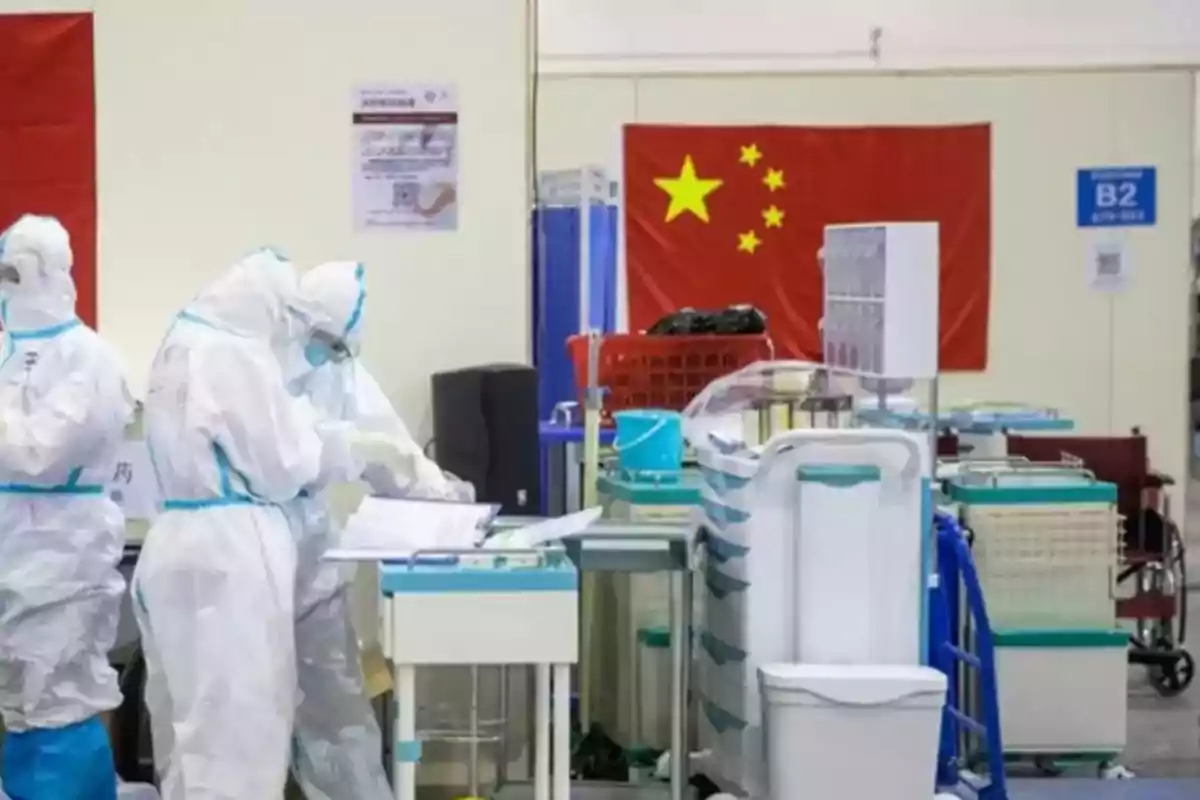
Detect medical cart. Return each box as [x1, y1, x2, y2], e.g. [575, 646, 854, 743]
[946, 463, 1128, 775]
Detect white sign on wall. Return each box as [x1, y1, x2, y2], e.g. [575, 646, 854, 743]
[1088, 239, 1129, 292]
[352, 84, 459, 231]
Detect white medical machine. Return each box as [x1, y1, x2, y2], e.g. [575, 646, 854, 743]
[685, 363, 946, 800]
[681, 222, 948, 800]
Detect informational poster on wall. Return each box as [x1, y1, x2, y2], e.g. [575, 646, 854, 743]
[352, 84, 458, 231]
[1087, 238, 1129, 292]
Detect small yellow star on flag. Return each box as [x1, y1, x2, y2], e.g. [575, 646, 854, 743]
[762, 205, 784, 228]
[737, 230, 762, 254]
[763, 168, 786, 192]
[739, 144, 763, 167]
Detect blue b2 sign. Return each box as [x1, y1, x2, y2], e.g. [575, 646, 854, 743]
[1077, 166, 1156, 227]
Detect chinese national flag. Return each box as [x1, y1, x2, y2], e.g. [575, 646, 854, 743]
[0, 13, 97, 328]
[624, 124, 991, 370]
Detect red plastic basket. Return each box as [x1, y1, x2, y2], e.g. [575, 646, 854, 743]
[567, 334, 774, 415]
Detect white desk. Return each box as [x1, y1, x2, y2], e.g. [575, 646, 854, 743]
[379, 550, 579, 800]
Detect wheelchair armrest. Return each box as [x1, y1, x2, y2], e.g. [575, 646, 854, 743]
[1145, 469, 1175, 488]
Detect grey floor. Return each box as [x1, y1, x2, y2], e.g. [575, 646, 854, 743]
[1008, 779, 1200, 798]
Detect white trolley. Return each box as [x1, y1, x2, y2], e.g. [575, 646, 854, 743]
[945, 463, 1128, 773]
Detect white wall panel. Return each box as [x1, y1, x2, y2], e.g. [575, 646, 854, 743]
[539, 0, 1200, 73]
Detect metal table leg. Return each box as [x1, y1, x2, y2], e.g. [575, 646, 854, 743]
[565, 441, 582, 513]
[669, 568, 693, 800]
[535, 664, 551, 800]
[394, 664, 417, 800]
[552, 663, 572, 800]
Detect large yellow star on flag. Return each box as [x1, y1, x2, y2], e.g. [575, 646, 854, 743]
[654, 155, 723, 223]
[739, 144, 763, 167]
[737, 230, 762, 254]
[763, 168, 786, 192]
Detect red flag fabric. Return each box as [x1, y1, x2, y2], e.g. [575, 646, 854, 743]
[0, 13, 96, 328]
[624, 124, 991, 370]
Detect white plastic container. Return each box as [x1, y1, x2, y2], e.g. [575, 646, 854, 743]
[632, 626, 672, 751]
[759, 663, 947, 800]
[993, 629, 1128, 755]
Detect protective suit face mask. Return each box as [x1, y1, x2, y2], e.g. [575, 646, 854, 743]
[305, 329, 352, 367]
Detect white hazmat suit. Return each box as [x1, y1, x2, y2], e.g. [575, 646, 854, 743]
[285, 261, 465, 799]
[0, 215, 133, 800]
[131, 250, 408, 800]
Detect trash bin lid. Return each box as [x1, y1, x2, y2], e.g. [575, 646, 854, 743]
[759, 663, 946, 706]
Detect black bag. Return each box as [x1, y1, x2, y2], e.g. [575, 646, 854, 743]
[645, 305, 767, 336]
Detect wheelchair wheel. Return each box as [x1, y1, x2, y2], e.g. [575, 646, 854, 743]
[1150, 649, 1195, 698]
[1172, 521, 1187, 645]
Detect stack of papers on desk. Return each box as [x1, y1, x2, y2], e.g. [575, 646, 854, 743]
[324, 500, 603, 562]
[325, 497, 499, 561]
[482, 507, 602, 549]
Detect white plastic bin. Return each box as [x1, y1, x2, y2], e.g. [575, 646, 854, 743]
[759, 664, 946, 800]
[633, 626, 672, 751]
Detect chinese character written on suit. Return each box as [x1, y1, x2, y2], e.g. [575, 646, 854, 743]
[112, 461, 134, 485]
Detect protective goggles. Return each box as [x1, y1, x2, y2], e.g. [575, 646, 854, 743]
[305, 328, 354, 366]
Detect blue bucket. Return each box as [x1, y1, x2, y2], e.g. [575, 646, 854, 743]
[613, 409, 684, 474]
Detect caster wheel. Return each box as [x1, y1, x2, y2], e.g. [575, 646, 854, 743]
[1099, 762, 1136, 780]
[1034, 756, 1065, 777]
[1150, 650, 1195, 698]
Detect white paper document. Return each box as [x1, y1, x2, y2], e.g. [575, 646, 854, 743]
[327, 497, 499, 561]
[325, 502, 603, 562]
[482, 507, 603, 550]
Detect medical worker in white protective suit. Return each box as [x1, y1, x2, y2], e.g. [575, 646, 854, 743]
[0, 215, 133, 800]
[284, 260, 470, 800]
[131, 249, 417, 800]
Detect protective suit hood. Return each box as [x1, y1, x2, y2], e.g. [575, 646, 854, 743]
[184, 248, 332, 347]
[299, 261, 366, 350]
[285, 260, 366, 390]
[0, 214, 78, 331]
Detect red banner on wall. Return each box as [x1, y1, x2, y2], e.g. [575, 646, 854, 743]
[0, 13, 96, 328]
[624, 124, 992, 370]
